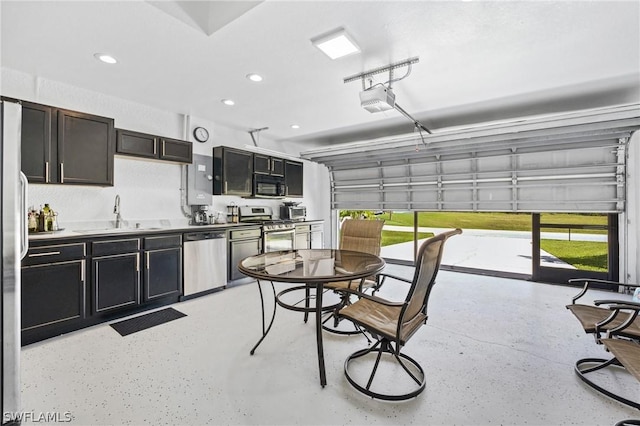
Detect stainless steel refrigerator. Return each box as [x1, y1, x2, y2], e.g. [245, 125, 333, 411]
[1, 99, 28, 424]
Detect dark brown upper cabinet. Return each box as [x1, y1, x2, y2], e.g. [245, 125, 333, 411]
[284, 160, 304, 198]
[159, 137, 192, 163]
[21, 101, 54, 183]
[20, 100, 115, 186]
[213, 146, 253, 196]
[254, 153, 284, 177]
[116, 129, 192, 163]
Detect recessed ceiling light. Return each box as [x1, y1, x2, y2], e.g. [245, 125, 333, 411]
[311, 28, 360, 60]
[93, 53, 117, 64]
[246, 73, 263, 82]
[221, 99, 235, 106]
[290, 124, 300, 129]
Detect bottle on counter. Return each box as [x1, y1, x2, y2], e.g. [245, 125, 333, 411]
[28, 207, 38, 233]
[42, 203, 53, 232]
[38, 205, 45, 232]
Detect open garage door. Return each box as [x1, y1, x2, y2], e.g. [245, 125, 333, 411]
[303, 106, 638, 213]
[303, 105, 640, 282]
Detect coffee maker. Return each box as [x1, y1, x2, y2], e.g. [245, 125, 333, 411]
[190, 205, 209, 225]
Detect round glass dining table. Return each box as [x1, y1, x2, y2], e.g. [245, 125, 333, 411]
[238, 249, 386, 387]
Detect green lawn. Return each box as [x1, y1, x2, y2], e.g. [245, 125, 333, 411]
[381, 231, 433, 247]
[376, 211, 607, 234]
[540, 240, 608, 272]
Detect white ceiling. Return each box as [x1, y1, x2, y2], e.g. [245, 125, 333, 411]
[1, 1, 639, 147]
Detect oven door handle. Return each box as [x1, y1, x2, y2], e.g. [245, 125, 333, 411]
[265, 229, 295, 236]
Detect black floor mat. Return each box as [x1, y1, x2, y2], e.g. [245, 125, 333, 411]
[110, 308, 186, 336]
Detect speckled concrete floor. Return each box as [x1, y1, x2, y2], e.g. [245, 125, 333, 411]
[19, 265, 638, 425]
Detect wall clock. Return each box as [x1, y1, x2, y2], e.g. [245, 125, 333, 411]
[193, 126, 209, 143]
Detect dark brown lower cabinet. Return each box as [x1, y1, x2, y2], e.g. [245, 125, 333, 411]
[93, 253, 141, 313]
[21, 233, 183, 345]
[21, 260, 86, 331]
[21, 242, 87, 345]
[143, 235, 182, 301]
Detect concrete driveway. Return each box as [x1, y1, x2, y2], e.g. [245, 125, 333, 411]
[379, 226, 589, 275]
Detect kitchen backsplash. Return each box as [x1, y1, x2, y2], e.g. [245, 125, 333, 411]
[28, 157, 295, 230]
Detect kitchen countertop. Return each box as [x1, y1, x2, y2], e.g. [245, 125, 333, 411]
[28, 219, 324, 242]
[28, 222, 260, 241]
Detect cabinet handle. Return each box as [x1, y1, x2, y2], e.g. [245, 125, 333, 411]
[28, 251, 61, 257]
[161, 139, 166, 157]
[45, 161, 49, 183]
[60, 162, 64, 183]
[153, 138, 157, 155]
[224, 181, 228, 193]
[146, 252, 150, 270]
[81, 260, 85, 283]
[137, 253, 141, 272]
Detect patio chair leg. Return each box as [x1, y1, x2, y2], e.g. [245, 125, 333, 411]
[575, 357, 640, 410]
[344, 338, 426, 401]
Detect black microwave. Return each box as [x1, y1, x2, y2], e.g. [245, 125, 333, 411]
[254, 175, 285, 197]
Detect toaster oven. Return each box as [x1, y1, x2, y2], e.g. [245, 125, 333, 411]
[280, 205, 306, 221]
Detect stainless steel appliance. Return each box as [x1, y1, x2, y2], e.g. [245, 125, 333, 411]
[2, 99, 27, 423]
[239, 206, 295, 253]
[280, 204, 306, 221]
[187, 154, 213, 205]
[190, 205, 210, 226]
[253, 174, 285, 198]
[183, 230, 227, 297]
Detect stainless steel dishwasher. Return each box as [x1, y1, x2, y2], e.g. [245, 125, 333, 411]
[183, 230, 227, 297]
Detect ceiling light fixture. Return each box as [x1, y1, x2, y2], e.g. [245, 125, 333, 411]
[290, 124, 300, 129]
[221, 99, 235, 106]
[93, 53, 117, 64]
[246, 73, 263, 82]
[311, 28, 360, 60]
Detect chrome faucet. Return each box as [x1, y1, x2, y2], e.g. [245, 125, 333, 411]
[114, 195, 123, 228]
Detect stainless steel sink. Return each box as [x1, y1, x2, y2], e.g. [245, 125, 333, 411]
[74, 228, 133, 234]
[74, 227, 163, 234]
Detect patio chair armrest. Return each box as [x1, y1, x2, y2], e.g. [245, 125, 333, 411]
[338, 286, 404, 307]
[376, 273, 413, 285]
[606, 301, 640, 310]
[594, 299, 638, 306]
[568, 278, 640, 287]
[569, 279, 639, 304]
[604, 303, 640, 337]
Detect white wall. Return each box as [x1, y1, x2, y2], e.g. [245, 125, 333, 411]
[2, 67, 331, 241]
[624, 131, 640, 283]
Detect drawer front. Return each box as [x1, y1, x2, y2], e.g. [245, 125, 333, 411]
[311, 224, 323, 232]
[229, 228, 261, 240]
[144, 234, 182, 250]
[295, 225, 311, 233]
[92, 238, 140, 256]
[23, 243, 86, 265]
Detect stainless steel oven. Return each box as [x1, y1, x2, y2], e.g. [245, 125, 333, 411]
[238, 206, 295, 253]
[263, 223, 295, 253]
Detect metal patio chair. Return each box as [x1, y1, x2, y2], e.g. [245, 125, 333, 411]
[320, 219, 385, 335]
[575, 302, 640, 409]
[566, 278, 640, 342]
[337, 228, 462, 400]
